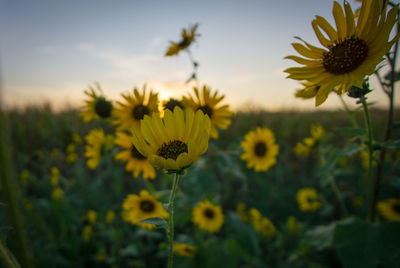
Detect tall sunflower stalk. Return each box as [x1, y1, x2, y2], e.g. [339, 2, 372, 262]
[131, 107, 211, 267]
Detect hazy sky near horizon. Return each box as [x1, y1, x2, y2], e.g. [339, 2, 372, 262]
[0, 0, 395, 111]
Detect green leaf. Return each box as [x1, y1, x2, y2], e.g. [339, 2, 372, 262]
[139, 217, 168, 229]
[333, 218, 400, 268]
[303, 222, 336, 251]
[377, 140, 400, 149]
[334, 128, 367, 136]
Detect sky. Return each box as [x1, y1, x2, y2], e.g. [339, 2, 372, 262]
[0, 0, 397, 111]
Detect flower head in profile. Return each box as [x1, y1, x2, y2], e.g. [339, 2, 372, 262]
[165, 24, 199, 56]
[183, 85, 233, 139]
[192, 200, 224, 233]
[296, 188, 321, 212]
[113, 85, 159, 131]
[294, 124, 324, 156]
[378, 198, 400, 222]
[248, 208, 276, 238]
[285, 0, 400, 106]
[131, 107, 211, 173]
[81, 82, 113, 122]
[121, 190, 168, 230]
[174, 242, 196, 257]
[84, 128, 114, 170]
[240, 126, 279, 172]
[115, 131, 156, 180]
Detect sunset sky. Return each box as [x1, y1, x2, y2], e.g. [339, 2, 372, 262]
[0, 0, 394, 111]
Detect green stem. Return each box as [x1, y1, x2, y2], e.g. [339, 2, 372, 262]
[167, 173, 180, 268]
[329, 175, 348, 216]
[361, 98, 374, 222]
[0, 113, 33, 268]
[0, 242, 21, 268]
[338, 94, 358, 127]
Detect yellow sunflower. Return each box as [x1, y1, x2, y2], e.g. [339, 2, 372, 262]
[165, 23, 199, 57]
[296, 188, 321, 212]
[121, 190, 168, 230]
[294, 124, 324, 156]
[284, 0, 400, 106]
[248, 208, 276, 238]
[115, 131, 156, 180]
[131, 106, 211, 173]
[183, 85, 233, 139]
[192, 200, 224, 233]
[377, 198, 400, 222]
[113, 85, 159, 131]
[80, 82, 113, 122]
[174, 242, 196, 257]
[240, 126, 279, 172]
[161, 98, 185, 113]
[84, 128, 114, 170]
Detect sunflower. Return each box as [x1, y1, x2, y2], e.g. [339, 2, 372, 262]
[162, 98, 185, 113]
[165, 24, 199, 57]
[131, 106, 211, 173]
[296, 188, 321, 212]
[183, 85, 233, 139]
[240, 126, 279, 172]
[377, 198, 400, 222]
[113, 85, 159, 131]
[284, 0, 400, 106]
[121, 190, 168, 230]
[84, 128, 114, 170]
[115, 131, 156, 180]
[294, 124, 324, 156]
[80, 82, 113, 122]
[192, 200, 224, 233]
[174, 242, 196, 257]
[248, 208, 276, 238]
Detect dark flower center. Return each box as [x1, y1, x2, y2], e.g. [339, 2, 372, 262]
[178, 38, 190, 48]
[307, 197, 315, 203]
[204, 208, 215, 219]
[164, 99, 184, 112]
[323, 36, 369, 74]
[393, 203, 400, 213]
[184, 247, 194, 254]
[140, 200, 155, 213]
[132, 104, 149, 120]
[197, 105, 213, 118]
[131, 145, 146, 160]
[254, 142, 267, 157]
[95, 99, 112, 118]
[157, 140, 188, 160]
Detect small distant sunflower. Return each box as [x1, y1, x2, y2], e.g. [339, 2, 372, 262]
[81, 83, 113, 122]
[84, 129, 114, 170]
[296, 188, 321, 212]
[121, 190, 168, 230]
[115, 131, 156, 180]
[192, 200, 224, 233]
[165, 24, 199, 57]
[378, 198, 400, 222]
[285, 0, 400, 106]
[113, 85, 159, 131]
[131, 107, 211, 173]
[174, 242, 196, 257]
[183, 85, 233, 139]
[248, 208, 276, 238]
[240, 126, 279, 172]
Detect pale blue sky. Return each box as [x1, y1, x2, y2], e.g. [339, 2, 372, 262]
[0, 0, 393, 111]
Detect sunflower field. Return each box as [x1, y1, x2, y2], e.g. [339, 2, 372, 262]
[1, 0, 400, 267]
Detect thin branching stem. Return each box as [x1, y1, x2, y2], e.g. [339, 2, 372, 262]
[369, 13, 399, 221]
